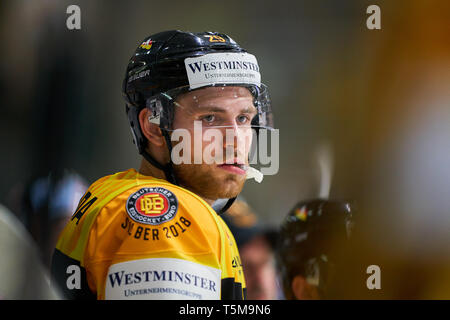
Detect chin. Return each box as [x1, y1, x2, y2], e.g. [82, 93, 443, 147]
[217, 175, 246, 198]
[174, 164, 246, 200]
[197, 174, 245, 201]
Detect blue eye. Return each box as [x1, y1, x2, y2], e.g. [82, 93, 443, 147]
[237, 115, 250, 124]
[202, 115, 215, 123]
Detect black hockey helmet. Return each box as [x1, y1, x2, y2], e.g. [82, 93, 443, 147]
[123, 30, 247, 107]
[276, 199, 355, 299]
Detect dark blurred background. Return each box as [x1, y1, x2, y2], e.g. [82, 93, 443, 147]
[1, 0, 450, 298]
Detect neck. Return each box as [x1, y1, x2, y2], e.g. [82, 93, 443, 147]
[139, 158, 216, 206]
[139, 158, 166, 180]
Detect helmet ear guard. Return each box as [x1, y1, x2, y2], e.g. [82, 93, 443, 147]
[250, 84, 273, 131]
[126, 104, 146, 155]
[146, 98, 163, 126]
[147, 93, 177, 131]
[126, 90, 177, 153]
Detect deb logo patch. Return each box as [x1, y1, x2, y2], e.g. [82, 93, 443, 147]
[105, 258, 221, 300]
[126, 187, 178, 225]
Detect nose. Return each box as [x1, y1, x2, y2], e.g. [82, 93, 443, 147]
[223, 122, 238, 147]
[222, 123, 252, 157]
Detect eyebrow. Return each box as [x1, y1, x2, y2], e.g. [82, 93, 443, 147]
[196, 105, 257, 114]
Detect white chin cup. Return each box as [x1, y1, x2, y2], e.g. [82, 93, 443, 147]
[245, 166, 263, 183]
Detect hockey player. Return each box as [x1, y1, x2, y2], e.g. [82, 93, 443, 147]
[51, 30, 274, 300]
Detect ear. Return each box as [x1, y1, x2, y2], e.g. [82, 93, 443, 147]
[291, 275, 320, 300]
[139, 108, 165, 147]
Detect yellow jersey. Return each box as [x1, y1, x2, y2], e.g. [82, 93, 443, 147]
[51, 169, 246, 300]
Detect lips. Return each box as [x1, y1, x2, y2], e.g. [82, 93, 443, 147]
[217, 159, 247, 175]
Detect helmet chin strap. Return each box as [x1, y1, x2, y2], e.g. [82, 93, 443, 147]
[212, 197, 237, 215]
[141, 150, 177, 185]
[140, 129, 177, 185]
[161, 131, 178, 185]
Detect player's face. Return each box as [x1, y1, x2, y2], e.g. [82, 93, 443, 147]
[171, 86, 256, 201]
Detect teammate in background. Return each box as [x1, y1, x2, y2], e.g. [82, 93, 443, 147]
[276, 199, 355, 300]
[221, 200, 281, 300]
[51, 30, 274, 300]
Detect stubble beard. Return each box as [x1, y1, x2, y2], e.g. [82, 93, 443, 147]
[173, 163, 246, 201]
